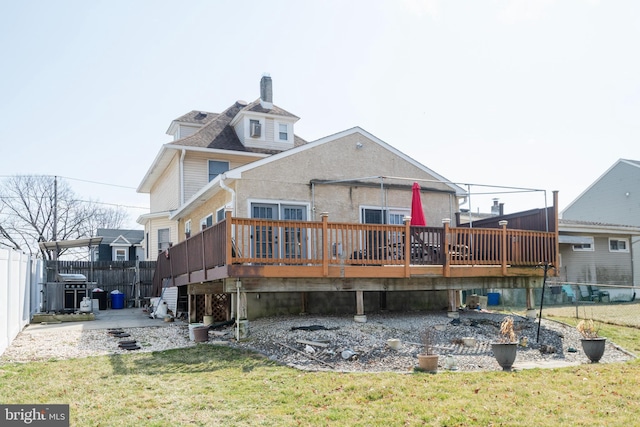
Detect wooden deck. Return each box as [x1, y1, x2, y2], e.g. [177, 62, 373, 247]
[153, 213, 558, 294]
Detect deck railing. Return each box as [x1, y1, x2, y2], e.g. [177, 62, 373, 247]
[153, 213, 557, 289]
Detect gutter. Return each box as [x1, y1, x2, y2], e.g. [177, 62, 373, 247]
[219, 173, 236, 214]
[179, 149, 186, 204]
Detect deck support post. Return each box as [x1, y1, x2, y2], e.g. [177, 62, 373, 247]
[189, 294, 197, 323]
[321, 213, 329, 277]
[447, 289, 459, 318]
[525, 286, 536, 319]
[300, 292, 308, 315]
[354, 290, 367, 323]
[235, 279, 249, 340]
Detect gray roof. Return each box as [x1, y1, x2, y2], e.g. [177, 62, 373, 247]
[170, 100, 306, 154]
[172, 110, 219, 125]
[96, 229, 144, 245]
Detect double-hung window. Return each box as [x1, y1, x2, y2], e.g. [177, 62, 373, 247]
[208, 160, 229, 182]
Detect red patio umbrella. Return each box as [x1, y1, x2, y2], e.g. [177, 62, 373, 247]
[410, 182, 427, 226]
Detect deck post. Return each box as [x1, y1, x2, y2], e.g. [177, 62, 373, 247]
[499, 220, 508, 276]
[442, 218, 451, 278]
[525, 286, 536, 319]
[321, 212, 329, 277]
[354, 290, 367, 323]
[225, 210, 233, 266]
[447, 289, 459, 318]
[403, 216, 411, 277]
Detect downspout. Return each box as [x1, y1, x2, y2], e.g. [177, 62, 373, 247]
[179, 149, 186, 204]
[220, 173, 236, 214]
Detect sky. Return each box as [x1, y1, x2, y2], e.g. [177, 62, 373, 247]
[1, 0, 639, 229]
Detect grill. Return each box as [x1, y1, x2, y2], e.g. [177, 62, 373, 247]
[56, 273, 88, 312]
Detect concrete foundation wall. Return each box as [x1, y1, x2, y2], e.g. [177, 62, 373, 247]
[243, 290, 450, 320]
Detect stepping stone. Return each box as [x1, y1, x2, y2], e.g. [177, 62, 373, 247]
[120, 345, 141, 351]
[118, 340, 137, 345]
[112, 333, 131, 338]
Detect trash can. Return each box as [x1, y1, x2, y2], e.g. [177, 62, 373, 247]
[111, 293, 125, 309]
[92, 290, 107, 310]
[487, 292, 500, 306]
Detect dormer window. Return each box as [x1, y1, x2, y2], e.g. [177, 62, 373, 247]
[250, 119, 261, 138]
[278, 123, 288, 141]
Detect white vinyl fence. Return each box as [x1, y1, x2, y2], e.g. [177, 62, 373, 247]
[0, 248, 42, 356]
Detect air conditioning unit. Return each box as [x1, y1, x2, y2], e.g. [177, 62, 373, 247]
[250, 121, 261, 137]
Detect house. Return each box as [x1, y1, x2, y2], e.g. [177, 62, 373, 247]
[138, 75, 558, 326]
[94, 229, 144, 262]
[557, 219, 640, 302]
[561, 159, 640, 289]
[457, 198, 640, 304]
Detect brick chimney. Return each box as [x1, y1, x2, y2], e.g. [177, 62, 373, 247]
[260, 74, 273, 110]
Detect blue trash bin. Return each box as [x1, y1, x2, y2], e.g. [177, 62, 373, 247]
[487, 292, 500, 306]
[111, 293, 125, 309]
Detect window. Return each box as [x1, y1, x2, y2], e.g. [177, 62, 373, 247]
[216, 208, 225, 223]
[208, 160, 229, 182]
[201, 214, 213, 230]
[114, 248, 127, 261]
[609, 238, 629, 252]
[361, 208, 410, 225]
[250, 119, 261, 137]
[185, 220, 192, 239]
[572, 236, 594, 251]
[278, 123, 288, 141]
[158, 228, 171, 252]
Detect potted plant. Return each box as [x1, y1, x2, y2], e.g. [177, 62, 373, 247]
[491, 316, 518, 371]
[417, 327, 439, 373]
[577, 319, 606, 363]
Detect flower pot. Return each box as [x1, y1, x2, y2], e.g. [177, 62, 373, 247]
[417, 354, 439, 373]
[491, 343, 517, 371]
[581, 338, 606, 363]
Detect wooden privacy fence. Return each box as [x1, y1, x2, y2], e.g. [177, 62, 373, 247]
[46, 260, 156, 298]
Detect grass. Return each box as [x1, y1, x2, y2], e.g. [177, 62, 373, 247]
[2, 324, 640, 426]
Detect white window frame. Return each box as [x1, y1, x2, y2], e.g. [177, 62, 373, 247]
[216, 208, 226, 223]
[572, 236, 594, 252]
[360, 205, 410, 225]
[113, 247, 128, 261]
[208, 160, 230, 182]
[200, 214, 213, 230]
[277, 123, 289, 141]
[185, 220, 192, 238]
[245, 116, 265, 141]
[609, 238, 629, 253]
[158, 228, 171, 252]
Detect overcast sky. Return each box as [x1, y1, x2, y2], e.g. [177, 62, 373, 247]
[1, 0, 638, 228]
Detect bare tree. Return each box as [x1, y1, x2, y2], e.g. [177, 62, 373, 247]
[0, 175, 127, 259]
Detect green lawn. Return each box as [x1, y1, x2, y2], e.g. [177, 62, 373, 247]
[2, 325, 640, 427]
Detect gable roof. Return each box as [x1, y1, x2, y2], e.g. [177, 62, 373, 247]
[562, 158, 640, 214]
[96, 229, 144, 245]
[170, 126, 467, 220]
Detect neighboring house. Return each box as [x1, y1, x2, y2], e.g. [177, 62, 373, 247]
[557, 219, 640, 302]
[459, 199, 640, 303]
[94, 229, 144, 262]
[562, 159, 640, 287]
[138, 75, 558, 324]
